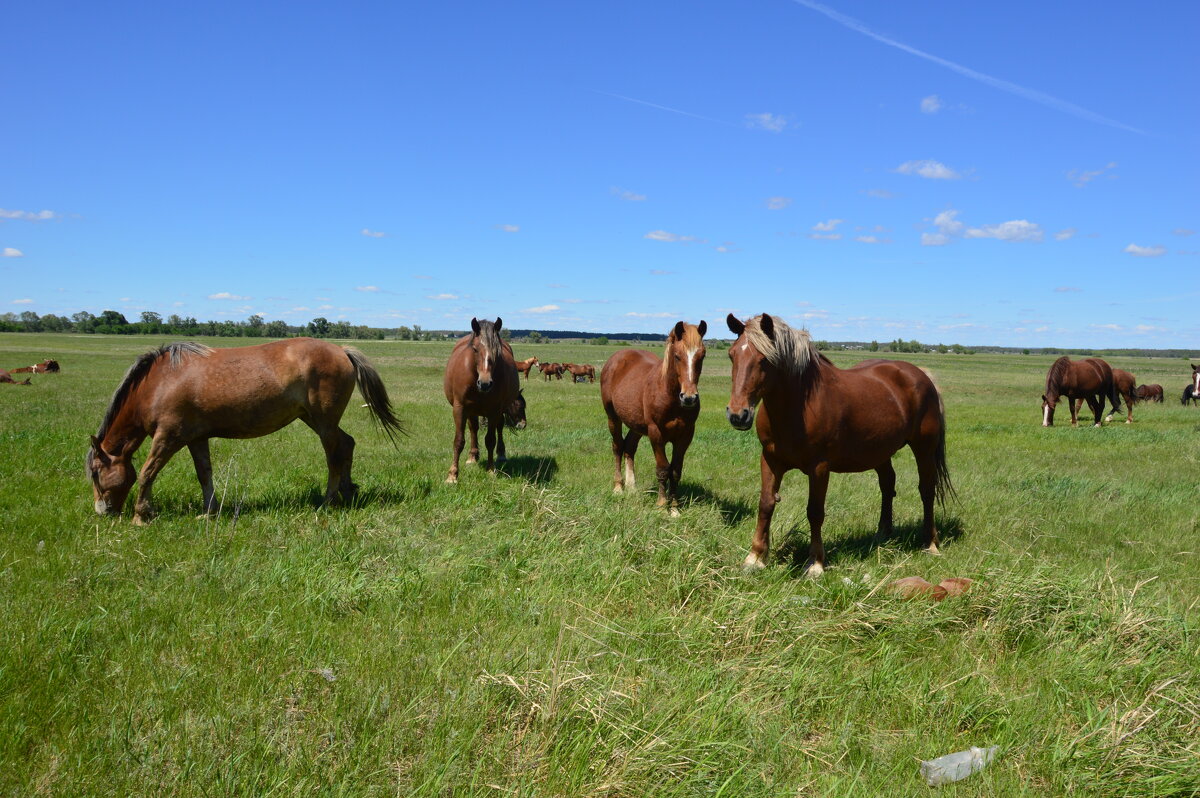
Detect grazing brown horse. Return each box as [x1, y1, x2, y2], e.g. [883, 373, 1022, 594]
[11, 359, 60, 374]
[1041, 356, 1117, 427]
[725, 314, 953, 576]
[443, 317, 527, 483]
[565, 363, 595, 383]
[515, 356, 539, 380]
[1135, 384, 1163, 402]
[539, 362, 564, 381]
[601, 320, 707, 514]
[1105, 368, 1138, 423]
[88, 339, 402, 524]
[1, 369, 32, 385]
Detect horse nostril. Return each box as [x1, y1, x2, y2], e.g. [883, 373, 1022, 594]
[477, 380, 493, 392]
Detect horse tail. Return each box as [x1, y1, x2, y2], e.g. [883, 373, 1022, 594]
[343, 347, 405, 445]
[921, 369, 956, 507]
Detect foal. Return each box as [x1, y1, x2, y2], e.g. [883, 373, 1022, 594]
[600, 320, 707, 514]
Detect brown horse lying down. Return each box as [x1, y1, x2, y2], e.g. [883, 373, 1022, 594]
[564, 363, 595, 383]
[443, 317, 527, 483]
[601, 320, 707, 514]
[515, 356, 539, 380]
[0, 369, 32, 385]
[11, 359, 60, 374]
[1041, 356, 1117, 427]
[1135, 384, 1163, 402]
[725, 313, 953, 575]
[88, 339, 402, 524]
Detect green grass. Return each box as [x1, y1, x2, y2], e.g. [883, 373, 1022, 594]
[1, 333, 1198, 796]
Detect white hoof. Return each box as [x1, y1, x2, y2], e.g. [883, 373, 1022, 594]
[801, 560, 825, 579]
[924, 544, 942, 556]
[669, 507, 681, 518]
[742, 553, 767, 572]
[445, 474, 458, 484]
[613, 485, 624, 494]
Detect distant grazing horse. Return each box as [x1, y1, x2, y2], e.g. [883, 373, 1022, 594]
[565, 363, 595, 383]
[11, 359, 60, 374]
[1, 369, 32, 385]
[1184, 385, 1198, 407]
[725, 314, 953, 575]
[1041, 356, 1117, 427]
[515, 356, 539, 380]
[1135, 384, 1163, 403]
[88, 339, 402, 524]
[601, 320, 707, 514]
[1105, 368, 1138, 423]
[539, 362, 564, 381]
[443, 317, 527, 483]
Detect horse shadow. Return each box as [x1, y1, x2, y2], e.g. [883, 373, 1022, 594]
[677, 482, 755, 527]
[498, 455, 559, 485]
[777, 515, 966, 573]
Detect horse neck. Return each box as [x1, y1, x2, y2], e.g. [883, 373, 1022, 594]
[653, 354, 683, 397]
[101, 393, 148, 455]
[762, 356, 825, 424]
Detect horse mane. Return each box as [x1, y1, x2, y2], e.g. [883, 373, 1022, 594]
[1045, 356, 1071, 395]
[92, 342, 212, 447]
[743, 315, 818, 377]
[660, 323, 705, 378]
[473, 319, 504, 360]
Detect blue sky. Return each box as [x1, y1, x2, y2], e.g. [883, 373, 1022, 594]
[3, 0, 1197, 346]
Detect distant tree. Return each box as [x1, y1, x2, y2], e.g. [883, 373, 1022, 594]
[99, 309, 129, 327]
[308, 317, 331, 337]
[499, 327, 512, 341]
[265, 320, 288, 338]
[20, 311, 42, 332]
[868, 340, 879, 352]
[72, 311, 96, 333]
[1022, 348, 1031, 355]
[590, 336, 609, 346]
[245, 314, 264, 336]
[40, 313, 68, 332]
[527, 330, 544, 343]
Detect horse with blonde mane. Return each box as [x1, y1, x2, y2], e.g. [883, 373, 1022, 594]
[87, 338, 402, 524]
[515, 356, 539, 380]
[725, 313, 953, 576]
[600, 320, 707, 514]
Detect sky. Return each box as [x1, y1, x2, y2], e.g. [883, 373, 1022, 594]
[2, 0, 1197, 347]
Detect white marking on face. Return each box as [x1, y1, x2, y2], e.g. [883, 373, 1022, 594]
[95, 499, 109, 515]
[685, 347, 698, 386]
[740, 343, 750, 352]
[1043, 405, 1051, 426]
[1194, 370, 1199, 392]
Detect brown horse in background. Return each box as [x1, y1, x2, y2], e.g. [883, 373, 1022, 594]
[443, 317, 527, 483]
[88, 339, 402, 524]
[601, 320, 707, 514]
[1105, 368, 1138, 423]
[1041, 356, 1116, 427]
[515, 356, 539, 380]
[1135, 384, 1163, 403]
[565, 363, 595, 383]
[1, 369, 32, 385]
[11, 359, 60, 374]
[725, 314, 952, 576]
[539, 362, 564, 381]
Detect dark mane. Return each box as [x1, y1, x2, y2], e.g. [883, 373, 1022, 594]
[1044, 356, 1071, 395]
[88, 342, 212, 469]
[473, 319, 504, 357]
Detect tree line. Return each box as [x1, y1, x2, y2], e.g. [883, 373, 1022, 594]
[0, 309, 414, 340]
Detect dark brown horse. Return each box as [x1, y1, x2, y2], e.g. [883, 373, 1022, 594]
[1184, 385, 1198, 407]
[88, 339, 402, 524]
[515, 356, 539, 380]
[1041, 356, 1116, 427]
[725, 314, 952, 575]
[1105, 368, 1138, 424]
[1135, 384, 1163, 402]
[443, 317, 527, 483]
[539, 362, 564, 381]
[11, 359, 60, 374]
[601, 320, 707, 514]
[1, 369, 32, 385]
[565, 363, 595, 383]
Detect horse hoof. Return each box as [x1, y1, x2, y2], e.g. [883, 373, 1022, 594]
[612, 485, 623, 495]
[669, 507, 681, 518]
[742, 553, 767, 572]
[133, 514, 153, 526]
[924, 544, 942, 556]
[445, 475, 458, 484]
[800, 560, 825, 579]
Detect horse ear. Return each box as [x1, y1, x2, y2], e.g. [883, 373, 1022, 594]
[495, 317, 503, 332]
[471, 317, 481, 336]
[761, 313, 776, 340]
[697, 320, 707, 338]
[90, 436, 110, 465]
[726, 313, 744, 336]
[672, 321, 685, 341]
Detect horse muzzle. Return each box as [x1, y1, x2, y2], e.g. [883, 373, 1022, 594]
[476, 379, 494, 393]
[726, 406, 754, 431]
[679, 392, 699, 408]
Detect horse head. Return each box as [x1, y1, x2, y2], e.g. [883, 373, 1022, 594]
[1040, 392, 1059, 426]
[725, 313, 777, 430]
[88, 435, 137, 516]
[505, 389, 527, 430]
[664, 319, 707, 408]
[469, 317, 503, 393]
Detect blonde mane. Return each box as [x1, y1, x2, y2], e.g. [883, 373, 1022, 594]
[743, 315, 816, 377]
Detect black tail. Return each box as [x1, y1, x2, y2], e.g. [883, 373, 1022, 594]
[344, 348, 404, 445]
[932, 390, 956, 508]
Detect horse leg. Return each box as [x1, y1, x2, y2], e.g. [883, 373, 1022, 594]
[188, 439, 218, 517]
[494, 417, 507, 465]
[914, 449, 941, 555]
[622, 430, 641, 492]
[667, 431, 694, 516]
[132, 435, 185, 525]
[606, 413, 625, 493]
[1086, 395, 1103, 427]
[483, 416, 498, 475]
[745, 455, 783, 571]
[874, 461, 896, 542]
[648, 432, 672, 512]
[466, 416, 480, 465]
[304, 418, 356, 506]
[1070, 397, 1082, 427]
[801, 465, 830, 578]
[447, 404, 466, 484]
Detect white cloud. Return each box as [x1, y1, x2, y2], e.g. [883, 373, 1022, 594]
[11, 298, 34, 304]
[644, 230, 702, 243]
[920, 94, 942, 114]
[612, 187, 646, 201]
[360, 228, 387, 238]
[521, 304, 560, 314]
[812, 218, 844, 232]
[1124, 243, 1166, 257]
[745, 112, 789, 132]
[1134, 324, 1166, 333]
[208, 292, 249, 300]
[896, 160, 961, 180]
[428, 293, 459, 300]
[765, 196, 793, 210]
[1067, 162, 1117, 187]
[0, 208, 58, 221]
[809, 233, 842, 241]
[355, 285, 381, 292]
[863, 188, 896, 199]
[2, 247, 23, 257]
[625, 311, 675, 319]
[964, 220, 1044, 242]
[921, 232, 950, 247]
[1054, 286, 1081, 293]
[855, 235, 889, 244]
[1054, 227, 1077, 241]
[1172, 228, 1195, 236]
[497, 224, 520, 233]
[1091, 323, 1123, 331]
[932, 209, 963, 235]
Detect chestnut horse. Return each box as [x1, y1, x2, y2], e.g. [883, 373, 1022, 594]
[1135, 384, 1163, 403]
[1, 369, 32, 385]
[1105, 368, 1138, 424]
[1041, 356, 1117, 427]
[515, 356, 539, 380]
[539, 362, 563, 381]
[443, 317, 527, 483]
[88, 338, 403, 524]
[725, 314, 952, 575]
[565, 363, 595, 383]
[601, 320, 707, 514]
[11, 359, 60, 374]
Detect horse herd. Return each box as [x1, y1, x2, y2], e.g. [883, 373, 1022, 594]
[0, 358, 59, 385]
[513, 357, 595, 383]
[1040, 356, 1198, 426]
[81, 322, 1197, 574]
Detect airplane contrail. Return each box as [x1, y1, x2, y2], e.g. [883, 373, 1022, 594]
[789, 0, 1147, 136]
[596, 91, 737, 127]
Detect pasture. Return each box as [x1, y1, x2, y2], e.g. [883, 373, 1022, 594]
[1, 333, 1197, 796]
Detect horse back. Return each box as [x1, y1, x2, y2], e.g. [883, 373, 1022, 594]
[600, 349, 660, 427]
[816, 359, 942, 443]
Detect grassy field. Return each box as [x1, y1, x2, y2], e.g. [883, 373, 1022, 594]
[1, 332, 1198, 796]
